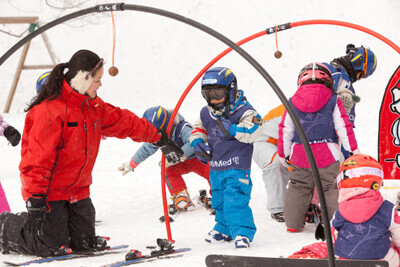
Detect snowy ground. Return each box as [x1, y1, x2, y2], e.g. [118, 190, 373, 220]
[1, 0, 400, 266]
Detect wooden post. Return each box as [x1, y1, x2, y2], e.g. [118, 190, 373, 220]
[4, 41, 31, 113]
[0, 17, 38, 24]
[2, 17, 58, 113]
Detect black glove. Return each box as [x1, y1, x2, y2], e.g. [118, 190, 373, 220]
[194, 143, 213, 164]
[153, 129, 184, 164]
[24, 197, 47, 236]
[4, 125, 21, 146]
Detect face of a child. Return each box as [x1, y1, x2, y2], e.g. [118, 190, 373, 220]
[210, 97, 225, 104]
[86, 67, 104, 98]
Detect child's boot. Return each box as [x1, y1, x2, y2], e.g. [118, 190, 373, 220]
[234, 235, 250, 248]
[172, 189, 194, 212]
[205, 230, 232, 243]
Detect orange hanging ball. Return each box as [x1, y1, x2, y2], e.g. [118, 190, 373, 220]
[108, 66, 119, 77]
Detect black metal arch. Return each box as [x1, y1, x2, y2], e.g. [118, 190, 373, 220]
[0, 3, 336, 266]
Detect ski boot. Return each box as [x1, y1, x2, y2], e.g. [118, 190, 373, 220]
[169, 189, 194, 215]
[82, 236, 110, 251]
[199, 189, 215, 215]
[271, 212, 285, 222]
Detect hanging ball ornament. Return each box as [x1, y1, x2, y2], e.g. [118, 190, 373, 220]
[274, 50, 282, 59]
[108, 66, 119, 76]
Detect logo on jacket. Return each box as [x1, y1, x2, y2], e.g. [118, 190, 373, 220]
[210, 156, 240, 167]
[252, 116, 263, 126]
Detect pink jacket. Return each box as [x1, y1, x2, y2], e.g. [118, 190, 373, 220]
[278, 83, 357, 168]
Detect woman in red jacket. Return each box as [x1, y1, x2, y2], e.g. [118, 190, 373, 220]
[0, 49, 182, 257]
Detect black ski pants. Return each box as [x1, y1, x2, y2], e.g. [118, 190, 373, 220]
[0, 197, 96, 257]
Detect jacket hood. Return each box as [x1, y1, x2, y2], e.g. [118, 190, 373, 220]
[291, 83, 332, 113]
[338, 189, 383, 223]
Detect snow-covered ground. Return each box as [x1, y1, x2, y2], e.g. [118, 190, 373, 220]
[0, 0, 399, 266]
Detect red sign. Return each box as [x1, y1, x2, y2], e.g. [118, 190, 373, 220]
[378, 65, 400, 179]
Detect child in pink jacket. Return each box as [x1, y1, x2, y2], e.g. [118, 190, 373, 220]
[0, 114, 21, 213]
[289, 154, 400, 267]
[278, 62, 359, 232]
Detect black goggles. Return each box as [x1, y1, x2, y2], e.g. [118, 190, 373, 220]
[201, 87, 226, 101]
[361, 47, 368, 78]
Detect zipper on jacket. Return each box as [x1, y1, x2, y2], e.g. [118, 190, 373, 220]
[67, 100, 89, 195]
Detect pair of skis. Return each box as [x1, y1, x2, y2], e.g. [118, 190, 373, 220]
[102, 239, 190, 267]
[3, 245, 129, 266]
[3, 239, 190, 266]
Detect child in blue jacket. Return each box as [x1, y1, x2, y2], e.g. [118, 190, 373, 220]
[118, 106, 210, 213]
[190, 67, 262, 248]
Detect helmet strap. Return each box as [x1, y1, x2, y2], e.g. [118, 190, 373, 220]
[312, 62, 316, 81]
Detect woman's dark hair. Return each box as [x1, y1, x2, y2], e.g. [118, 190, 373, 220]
[302, 78, 337, 95]
[25, 49, 102, 111]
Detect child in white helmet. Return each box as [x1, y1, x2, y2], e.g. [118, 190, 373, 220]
[289, 154, 400, 267]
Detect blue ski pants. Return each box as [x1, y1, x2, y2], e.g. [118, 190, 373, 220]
[210, 169, 256, 241]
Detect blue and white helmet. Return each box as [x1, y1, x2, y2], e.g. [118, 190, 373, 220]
[36, 71, 51, 92]
[348, 46, 377, 79]
[201, 67, 238, 110]
[142, 106, 170, 130]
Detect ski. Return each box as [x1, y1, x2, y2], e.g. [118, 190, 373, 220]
[3, 245, 129, 266]
[101, 248, 190, 267]
[205, 254, 388, 267]
[101, 238, 190, 267]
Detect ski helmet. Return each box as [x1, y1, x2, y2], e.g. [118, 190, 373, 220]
[297, 62, 333, 88]
[201, 67, 238, 110]
[349, 46, 377, 79]
[36, 71, 51, 92]
[337, 154, 384, 191]
[142, 106, 170, 130]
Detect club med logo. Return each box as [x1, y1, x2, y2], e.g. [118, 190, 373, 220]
[210, 157, 240, 167]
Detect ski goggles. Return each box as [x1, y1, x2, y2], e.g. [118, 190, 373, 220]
[336, 166, 383, 185]
[351, 46, 369, 79]
[201, 87, 226, 101]
[361, 46, 368, 78]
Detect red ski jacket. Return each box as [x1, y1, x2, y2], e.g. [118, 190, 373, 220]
[19, 80, 160, 202]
